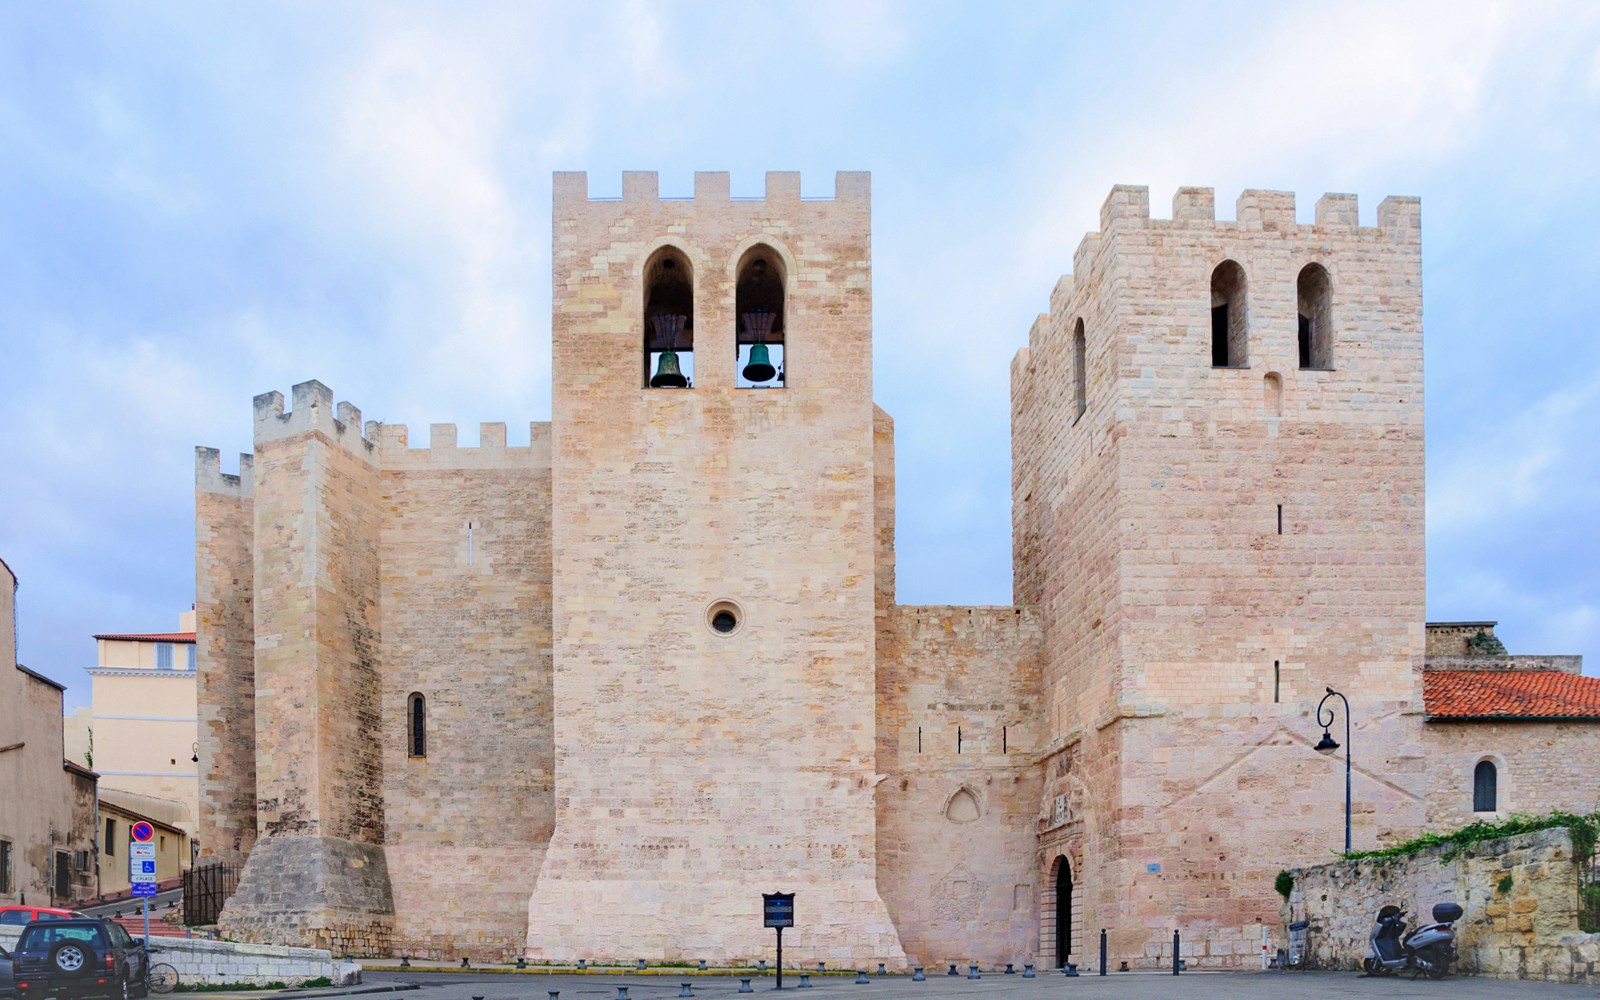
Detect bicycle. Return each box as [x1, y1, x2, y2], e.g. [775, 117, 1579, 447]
[144, 954, 180, 994]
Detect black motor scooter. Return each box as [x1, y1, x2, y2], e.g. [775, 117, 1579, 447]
[1363, 902, 1461, 979]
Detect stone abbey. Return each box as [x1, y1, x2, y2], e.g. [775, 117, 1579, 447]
[195, 172, 1597, 970]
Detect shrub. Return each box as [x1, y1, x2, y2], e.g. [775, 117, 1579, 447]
[1274, 870, 1294, 900]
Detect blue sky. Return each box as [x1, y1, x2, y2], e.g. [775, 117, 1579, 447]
[1, 2, 1597, 709]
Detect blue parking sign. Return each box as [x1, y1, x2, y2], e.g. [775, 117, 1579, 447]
[141, 861, 156, 874]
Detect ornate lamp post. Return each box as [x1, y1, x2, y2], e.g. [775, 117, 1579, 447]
[1314, 687, 1352, 854]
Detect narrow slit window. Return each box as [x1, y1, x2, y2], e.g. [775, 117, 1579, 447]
[957, 726, 963, 754]
[1273, 660, 1280, 703]
[917, 726, 922, 753]
[644, 247, 694, 389]
[1210, 260, 1248, 367]
[467, 521, 473, 566]
[736, 245, 786, 388]
[1297, 263, 1333, 369]
[1072, 319, 1087, 419]
[409, 693, 427, 758]
[1002, 725, 1008, 753]
[1277, 505, 1283, 535]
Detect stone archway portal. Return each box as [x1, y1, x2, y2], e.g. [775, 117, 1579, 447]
[1055, 857, 1071, 967]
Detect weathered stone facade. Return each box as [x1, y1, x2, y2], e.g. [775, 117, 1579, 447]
[198, 174, 1595, 971]
[1285, 828, 1600, 983]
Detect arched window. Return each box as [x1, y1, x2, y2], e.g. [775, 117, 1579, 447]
[644, 246, 694, 389]
[736, 245, 785, 387]
[408, 693, 426, 758]
[1072, 319, 1087, 420]
[1297, 263, 1333, 369]
[1473, 760, 1497, 812]
[1210, 260, 1248, 368]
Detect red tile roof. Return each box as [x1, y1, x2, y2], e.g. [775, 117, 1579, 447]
[92, 632, 196, 643]
[1424, 670, 1600, 720]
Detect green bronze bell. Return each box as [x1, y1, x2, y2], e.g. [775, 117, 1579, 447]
[650, 350, 688, 388]
[742, 343, 776, 383]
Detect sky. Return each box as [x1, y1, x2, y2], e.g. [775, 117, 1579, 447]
[1, 1, 1597, 710]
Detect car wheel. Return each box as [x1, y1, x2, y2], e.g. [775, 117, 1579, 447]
[50, 941, 90, 976]
[120, 974, 133, 1000]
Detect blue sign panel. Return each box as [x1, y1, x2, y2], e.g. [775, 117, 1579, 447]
[131, 882, 158, 898]
[762, 892, 794, 928]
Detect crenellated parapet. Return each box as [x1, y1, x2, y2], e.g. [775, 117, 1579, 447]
[196, 447, 254, 497]
[376, 421, 553, 471]
[552, 170, 870, 207]
[252, 380, 375, 460]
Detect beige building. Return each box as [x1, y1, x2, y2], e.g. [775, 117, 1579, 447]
[96, 789, 192, 897]
[0, 556, 99, 907]
[65, 614, 199, 836]
[194, 173, 1596, 968]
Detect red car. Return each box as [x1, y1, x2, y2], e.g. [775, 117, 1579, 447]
[0, 907, 82, 927]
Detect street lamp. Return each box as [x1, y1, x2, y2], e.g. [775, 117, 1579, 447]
[1314, 686, 1352, 854]
[190, 742, 199, 764]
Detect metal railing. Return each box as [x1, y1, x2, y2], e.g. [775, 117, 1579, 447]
[182, 862, 240, 926]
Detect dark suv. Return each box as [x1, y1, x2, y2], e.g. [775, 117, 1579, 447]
[10, 919, 148, 1000]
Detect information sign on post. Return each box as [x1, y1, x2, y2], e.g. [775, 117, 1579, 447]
[129, 830, 158, 942]
[762, 892, 795, 989]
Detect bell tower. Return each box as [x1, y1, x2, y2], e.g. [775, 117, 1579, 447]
[526, 170, 905, 966]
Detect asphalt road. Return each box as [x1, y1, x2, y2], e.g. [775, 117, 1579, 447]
[359, 969, 1597, 999]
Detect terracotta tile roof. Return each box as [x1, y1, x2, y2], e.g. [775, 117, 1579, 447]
[1424, 670, 1600, 720]
[92, 631, 196, 643]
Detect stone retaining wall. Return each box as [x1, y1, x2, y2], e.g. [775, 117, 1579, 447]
[1283, 827, 1599, 983]
[0, 926, 361, 987]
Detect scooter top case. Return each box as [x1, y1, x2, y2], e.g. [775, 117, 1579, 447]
[1432, 903, 1464, 923]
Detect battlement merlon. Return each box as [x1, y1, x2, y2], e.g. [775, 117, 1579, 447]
[195, 447, 254, 497]
[1083, 185, 1420, 239]
[373, 421, 553, 471]
[252, 380, 377, 461]
[552, 170, 872, 207]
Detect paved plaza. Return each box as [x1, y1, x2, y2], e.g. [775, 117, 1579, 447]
[355, 970, 1597, 1000]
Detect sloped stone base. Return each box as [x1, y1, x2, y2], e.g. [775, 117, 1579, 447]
[219, 835, 395, 956]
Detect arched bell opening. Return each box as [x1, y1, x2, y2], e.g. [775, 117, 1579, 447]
[1297, 262, 1333, 369]
[1210, 259, 1248, 368]
[644, 246, 695, 389]
[735, 244, 786, 388]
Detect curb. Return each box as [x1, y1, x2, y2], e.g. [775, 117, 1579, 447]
[359, 967, 864, 978]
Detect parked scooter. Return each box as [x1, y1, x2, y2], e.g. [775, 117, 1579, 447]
[1363, 902, 1462, 979]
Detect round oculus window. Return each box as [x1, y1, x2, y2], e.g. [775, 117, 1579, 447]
[705, 599, 744, 637]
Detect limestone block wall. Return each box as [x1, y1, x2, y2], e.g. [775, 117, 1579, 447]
[195, 448, 256, 864]
[220, 382, 394, 952]
[875, 605, 1042, 968]
[530, 171, 903, 967]
[1424, 720, 1600, 830]
[1284, 827, 1600, 983]
[374, 422, 556, 961]
[1012, 187, 1428, 967]
[1110, 703, 1427, 969]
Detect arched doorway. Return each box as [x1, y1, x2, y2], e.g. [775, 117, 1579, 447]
[1054, 856, 1072, 967]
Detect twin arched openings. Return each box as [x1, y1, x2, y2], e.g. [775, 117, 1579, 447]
[1208, 260, 1334, 370]
[643, 244, 786, 389]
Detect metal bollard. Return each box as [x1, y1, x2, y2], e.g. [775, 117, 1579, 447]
[740, 979, 754, 994]
[758, 960, 767, 973]
[1100, 929, 1108, 977]
[947, 964, 958, 976]
[1022, 964, 1035, 979]
[517, 958, 527, 970]
[1064, 964, 1078, 978]
[817, 963, 826, 972]
[400, 957, 411, 969]
[1004, 964, 1014, 975]
[911, 967, 925, 982]
[876, 964, 886, 976]
[798, 973, 812, 989]
[679, 984, 694, 997]
[548, 993, 559, 1000]
[461, 957, 471, 968]
[639, 959, 647, 970]
[967, 964, 980, 980]
[617, 989, 630, 1000]
[1173, 930, 1180, 976]
[855, 970, 869, 984]
[578, 959, 587, 970]
[699, 960, 708, 971]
